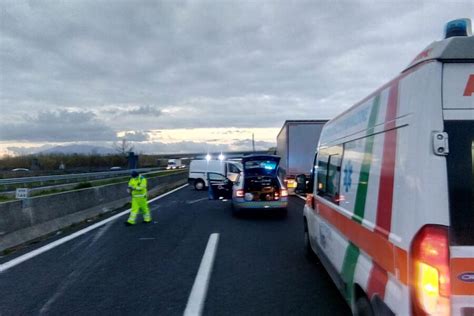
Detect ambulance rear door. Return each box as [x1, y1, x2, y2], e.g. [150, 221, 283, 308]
[443, 61, 474, 315]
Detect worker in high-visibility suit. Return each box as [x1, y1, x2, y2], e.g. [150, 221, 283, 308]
[125, 171, 152, 225]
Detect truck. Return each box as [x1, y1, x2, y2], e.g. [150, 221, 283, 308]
[166, 159, 183, 170]
[276, 120, 327, 194]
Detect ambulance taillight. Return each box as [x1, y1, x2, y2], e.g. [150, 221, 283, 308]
[410, 225, 451, 316]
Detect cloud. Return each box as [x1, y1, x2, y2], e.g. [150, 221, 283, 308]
[0, 109, 117, 142]
[119, 131, 150, 142]
[126, 106, 162, 116]
[0, 1, 472, 145]
[102, 105, 162, 117]
[231, 139, 275, 149]
[134, 139, 274, 154]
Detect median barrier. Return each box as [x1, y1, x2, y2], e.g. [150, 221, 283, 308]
[0, 171, 187, 252]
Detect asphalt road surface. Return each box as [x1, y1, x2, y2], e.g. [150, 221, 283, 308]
[0, 186, 350, 315]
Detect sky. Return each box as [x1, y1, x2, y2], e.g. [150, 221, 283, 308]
[0, 0, 473, 156]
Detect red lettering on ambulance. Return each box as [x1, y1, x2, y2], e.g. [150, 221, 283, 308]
[463, 75, 474, 96]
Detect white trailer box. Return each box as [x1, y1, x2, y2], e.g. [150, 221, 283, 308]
[276, 120, 327, 193]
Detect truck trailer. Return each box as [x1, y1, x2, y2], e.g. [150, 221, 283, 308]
[276, 120, 328, 194]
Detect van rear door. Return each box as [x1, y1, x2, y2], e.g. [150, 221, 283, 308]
[443, 62, 474, 314]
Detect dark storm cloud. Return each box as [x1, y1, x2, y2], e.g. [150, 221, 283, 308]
[0, 0, 472, 141]
[0, 109, 116, 142]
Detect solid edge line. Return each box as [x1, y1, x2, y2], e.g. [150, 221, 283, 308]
[183, 233, 220, 316]
[0, 183, 189, 273]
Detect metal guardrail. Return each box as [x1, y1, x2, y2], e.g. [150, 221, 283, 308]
[0, 167, 167, 186]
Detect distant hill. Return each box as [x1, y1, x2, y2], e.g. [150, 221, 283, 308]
[41, 144, 115, 155]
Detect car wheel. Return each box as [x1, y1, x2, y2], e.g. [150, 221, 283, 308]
[194, 180, 205, 190]
[279, 208, 288, 218]
[355, 296, 374, 316]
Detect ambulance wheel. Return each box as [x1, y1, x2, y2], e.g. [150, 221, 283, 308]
[194, 180, 205, 190]
[279, 208, 287, 218]
[355, 296, 374, 316]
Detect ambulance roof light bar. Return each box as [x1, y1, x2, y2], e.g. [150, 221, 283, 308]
[445, 18, 472, 39]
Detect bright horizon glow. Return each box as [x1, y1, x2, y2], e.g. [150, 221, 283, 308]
[0, 127, 280, 157]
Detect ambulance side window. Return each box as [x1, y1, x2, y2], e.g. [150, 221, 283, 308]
[308, 152, 318, 194]
[316, 150, 329, 195]
[317, 145, 343, 204]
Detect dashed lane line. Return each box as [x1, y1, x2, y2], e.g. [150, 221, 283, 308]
[183, 233, 220, 316]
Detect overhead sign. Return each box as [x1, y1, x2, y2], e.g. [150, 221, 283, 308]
[15, 188, 29, 199]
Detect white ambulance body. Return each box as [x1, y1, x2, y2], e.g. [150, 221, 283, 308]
[303, 19, 474, 315]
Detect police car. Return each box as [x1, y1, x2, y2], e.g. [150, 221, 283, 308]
[303, 19, 474, 316]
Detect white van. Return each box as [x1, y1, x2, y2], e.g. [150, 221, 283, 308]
[303, 19, 473, 316]
[188, 159, 241, 190]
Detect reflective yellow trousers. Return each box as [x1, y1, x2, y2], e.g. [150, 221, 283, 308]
[127, 196, 151, 224]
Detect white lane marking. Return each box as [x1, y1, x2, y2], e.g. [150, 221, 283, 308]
[296, 194, 306, 201]
[90, 221, 113, 244]
[0, 184, 189, 273]
[186, 197, 208, 205]
[183, 233, 220, 316]
[138, 237, 156, 241]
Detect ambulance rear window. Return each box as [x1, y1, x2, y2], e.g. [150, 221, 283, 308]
[445, 120, 474, 245]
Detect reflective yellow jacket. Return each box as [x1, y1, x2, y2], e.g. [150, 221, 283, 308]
[128, 175, 148, 198]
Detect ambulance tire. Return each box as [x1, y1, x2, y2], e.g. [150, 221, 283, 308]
[355, 296, 374, 316]
[194, 179, 205, 190]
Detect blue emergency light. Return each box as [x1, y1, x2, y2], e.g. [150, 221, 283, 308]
[445, 18, 472, 38]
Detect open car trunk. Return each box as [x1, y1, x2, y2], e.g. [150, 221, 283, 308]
[244, 176, 280, 201]
[242, 155, 282, 202]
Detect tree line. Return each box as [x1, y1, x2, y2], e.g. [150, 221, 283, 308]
[0, 153, 168, 171]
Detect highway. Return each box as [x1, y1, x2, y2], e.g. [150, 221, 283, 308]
[0, 186, 350, 315]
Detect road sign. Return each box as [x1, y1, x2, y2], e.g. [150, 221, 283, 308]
[15, 188, 29, 199]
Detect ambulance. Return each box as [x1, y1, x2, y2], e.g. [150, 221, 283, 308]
[303, 19, 473, 315]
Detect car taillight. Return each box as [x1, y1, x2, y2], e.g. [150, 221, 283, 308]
[286, 179, 296, 188]
[410, 225, 450, 316]
[235, 189, 244, 198]
[280, 189, 288, 197]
